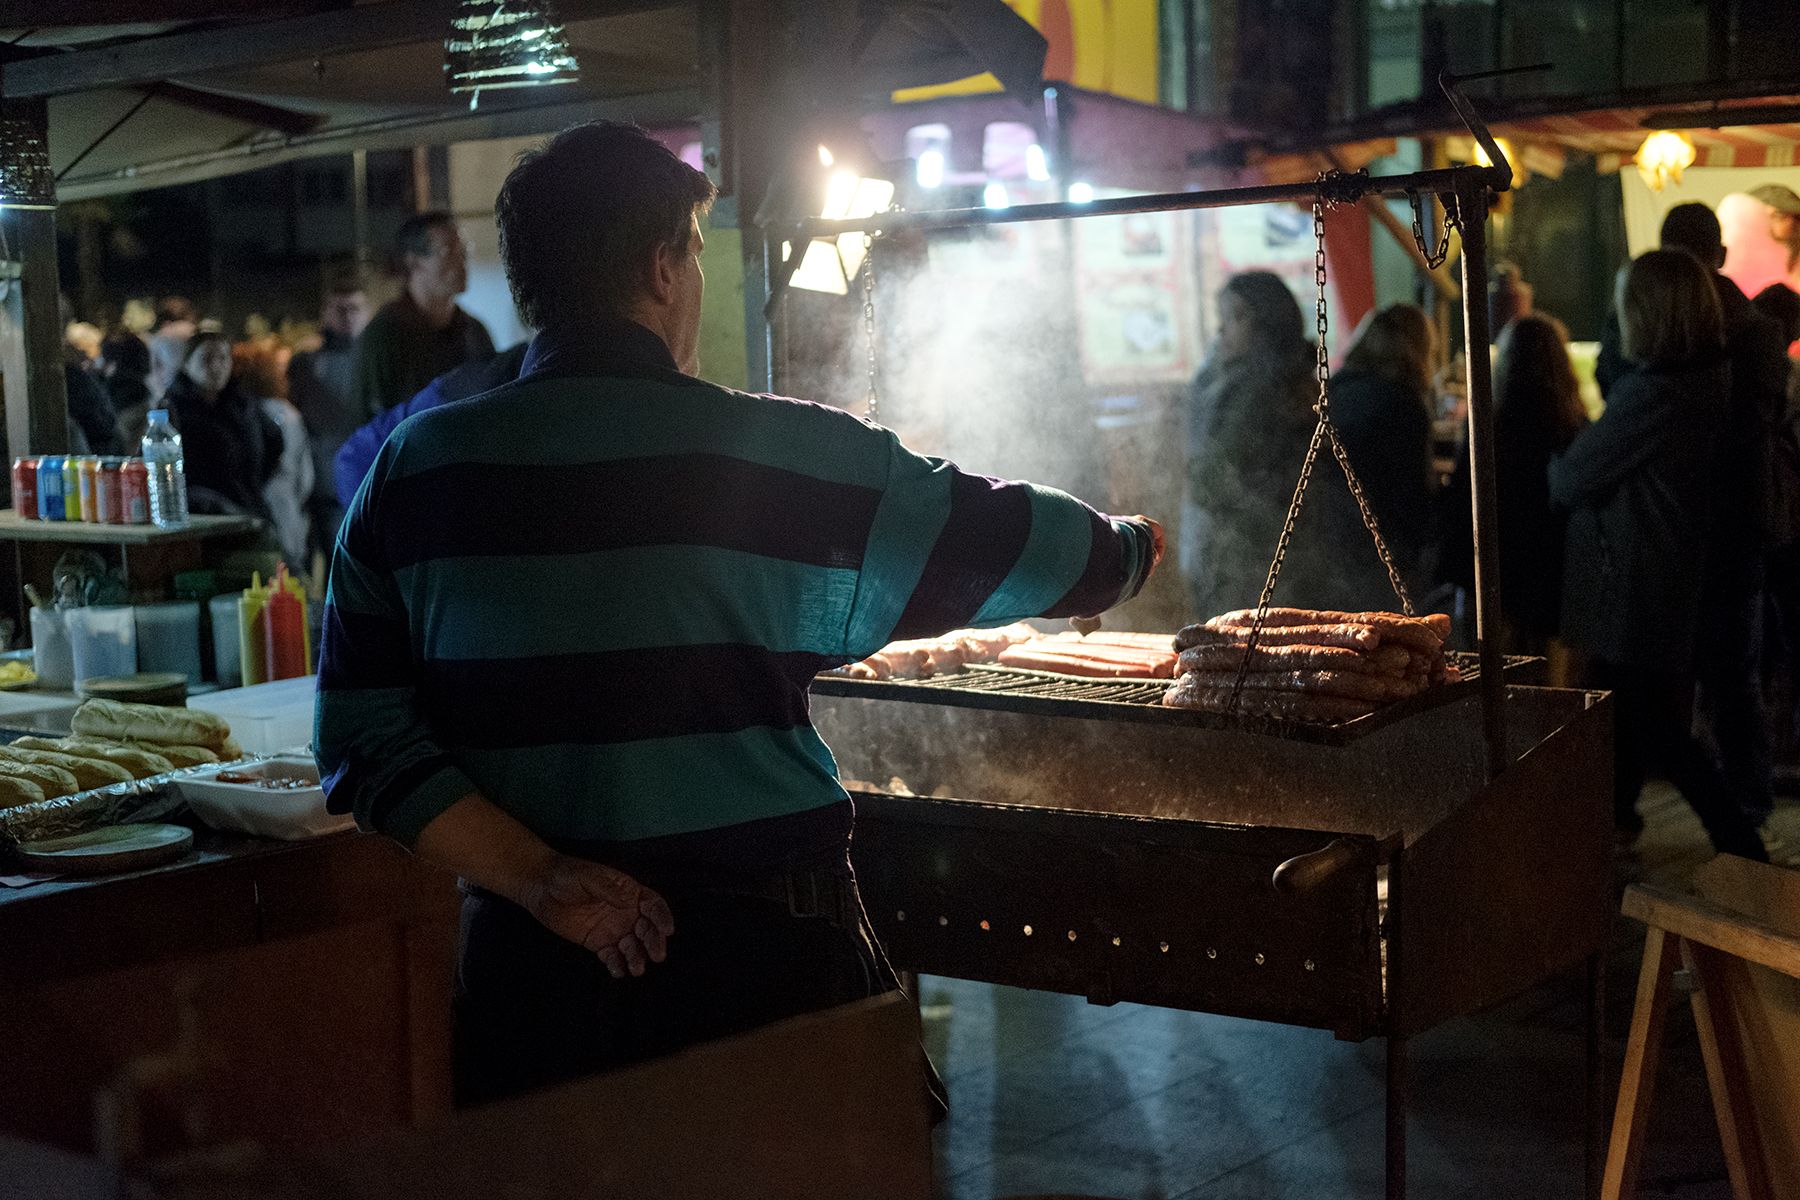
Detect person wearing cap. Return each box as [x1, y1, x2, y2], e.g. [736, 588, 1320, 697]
[1751, 183, 1800, 277]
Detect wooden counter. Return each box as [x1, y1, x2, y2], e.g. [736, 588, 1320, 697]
[0, 828, 460, 1154]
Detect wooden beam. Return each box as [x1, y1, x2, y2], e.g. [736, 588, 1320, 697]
[1623, 883, 1800, 981]
[152, 81, 326, 137]
[3, 0, 675, 99]
[16, 1, 340, 25]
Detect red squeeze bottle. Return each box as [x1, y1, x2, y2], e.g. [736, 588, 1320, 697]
[263, 564, 308, 681]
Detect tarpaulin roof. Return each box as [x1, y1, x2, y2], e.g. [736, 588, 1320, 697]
[1498, 95, 1800, 169]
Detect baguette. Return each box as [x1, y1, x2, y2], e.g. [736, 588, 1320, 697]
[0, 745, 132, 790]
[72, 699, 231, 752]
[135, 743, 220, 769]
[12, 736, 175, 780]
[0, 775, 46, 810]
[0, 760, 80, 800]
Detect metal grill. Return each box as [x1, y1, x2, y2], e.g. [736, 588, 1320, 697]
[813, 653, 1540, 746]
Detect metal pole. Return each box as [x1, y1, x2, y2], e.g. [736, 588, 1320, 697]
[1457, 182, 1509, 778]
[793, 164, 1502, 241]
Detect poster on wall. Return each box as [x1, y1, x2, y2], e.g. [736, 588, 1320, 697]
[1072, 200, 1197, 384]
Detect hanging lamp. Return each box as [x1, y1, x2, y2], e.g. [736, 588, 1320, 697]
[445, 0, 581, 109]
[0, 116, 56, 211]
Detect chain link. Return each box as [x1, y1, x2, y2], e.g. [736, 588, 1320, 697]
[1407, 190, 1459, 271]
[1229, 178, 1418, 712]
[861, 230, 879, 424]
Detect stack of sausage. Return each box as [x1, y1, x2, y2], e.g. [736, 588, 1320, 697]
[995, 631, 1178, 679]
[1162, 607, 1457, 725]
[835, 624, 1039, 680]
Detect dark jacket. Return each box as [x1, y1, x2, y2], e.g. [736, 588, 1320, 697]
[163, 374, 283, 519]
[289, 329, 362, 505]
[1550, 358, 1727, 670]
[1597, 272, 1788, 581]
[351, 294, 495, 417]
[1309, 367, 1435, 612]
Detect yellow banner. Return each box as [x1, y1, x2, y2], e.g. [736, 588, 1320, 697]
[891, 0, 1158, 106]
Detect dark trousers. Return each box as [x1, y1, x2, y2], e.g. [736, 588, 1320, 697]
[1591, 660, 1767, 861]
[1695, 571, 1773, 825]
[453, 865, 889, 1109]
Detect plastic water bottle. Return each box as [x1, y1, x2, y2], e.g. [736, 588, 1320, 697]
[142, 409, 190, 528]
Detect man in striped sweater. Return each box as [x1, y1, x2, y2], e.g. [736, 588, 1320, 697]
[316, 121, 1163, 1105]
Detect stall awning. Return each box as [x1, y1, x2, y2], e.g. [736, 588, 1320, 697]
[1498, 95, 1800, 169]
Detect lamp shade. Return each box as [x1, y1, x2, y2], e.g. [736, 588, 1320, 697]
[445, 0, 580, 101]
[0, 118, 56, 211]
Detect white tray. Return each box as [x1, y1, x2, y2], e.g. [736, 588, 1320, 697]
[174, 756, 351, 841]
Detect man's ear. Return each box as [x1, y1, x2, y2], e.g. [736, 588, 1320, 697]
[644, 241, 679, 307]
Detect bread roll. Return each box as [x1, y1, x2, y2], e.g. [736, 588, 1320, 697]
[140, 743, 219, 769]
[0, 745, 131, 790]
[0, 775, 46, 810]
[0, 760, 80, 799]
[72, 699, 231, 752]
[11, 736, 175, 780]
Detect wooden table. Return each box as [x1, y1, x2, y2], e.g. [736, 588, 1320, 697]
[0, 828, 460, 1154]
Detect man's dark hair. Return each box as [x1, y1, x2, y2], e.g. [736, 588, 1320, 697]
[1659, 202, 1725, 268]
[394, 211, 457, 264]
[1754, 282, 1800, 343]
[153, 295, 196, 331]
[325, 264, 368, 296]
[496, 122, 718, 328]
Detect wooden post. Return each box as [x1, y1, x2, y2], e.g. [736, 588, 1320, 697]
[0, 99, 70, 463]
[1601, 927, 1677, 1200]
[1683, 941, 1771, 1200]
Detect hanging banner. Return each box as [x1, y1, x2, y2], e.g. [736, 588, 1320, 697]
[893, 0, 1158, 106]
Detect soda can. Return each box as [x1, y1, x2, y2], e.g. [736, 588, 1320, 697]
[62, 456, 83, 522]
[77, 457, 102, 523]
[120, 458, 151, 525]
[95, 458, 125, 525]
[37, 456, 66, 521]
[11, 457, 39, 518]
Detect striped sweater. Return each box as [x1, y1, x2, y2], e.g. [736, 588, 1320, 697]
[316, 319, 1156, 876]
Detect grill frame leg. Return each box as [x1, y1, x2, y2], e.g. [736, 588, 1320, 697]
[1385, 1034, 1408, 1200]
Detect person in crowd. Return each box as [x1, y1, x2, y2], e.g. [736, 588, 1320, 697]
[1442, 314, 1589, 659]
[334, 342, 528, 509]
[235, 336, 314, 568]
[161, 331, 281, 520]
[99, 332, 153, 416]
[1182, 271, 1333, 617]
[352, 213, 495, 417]
[1550, 249, 1767, 860]
[290, 272, 371, 538]
[1488, 263, 1533, 336]
[1753, 283, 1800, 774]
[1310, 303, 1437, 612]
[1752, 184, 1800, 279]
[316, 121, 1163, 1108]
[147, 295, 198, 400]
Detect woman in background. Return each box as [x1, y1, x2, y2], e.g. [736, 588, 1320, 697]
[1181, 272, 1329, 617]
[161, 331, 281, 522]
[234, 336, 315, 569]
[1313, 303, 1437, 612]
[1550, 250, 1765, 859]
[1442, 314, 1589, 663]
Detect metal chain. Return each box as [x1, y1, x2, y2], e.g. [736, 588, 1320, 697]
[1229, 179, 1417, 712]
[861, 230, 879, 424]
[1407, 190, 1459, 271]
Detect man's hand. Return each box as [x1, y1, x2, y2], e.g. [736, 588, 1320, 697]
[517, 854, 675, 979]
[1130, 515, 1167, 568]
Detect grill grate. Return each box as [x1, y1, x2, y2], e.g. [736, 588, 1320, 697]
[812, 651, 1539, 746]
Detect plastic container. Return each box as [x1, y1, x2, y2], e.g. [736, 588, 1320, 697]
[135, 601, 203, 687]
[175, 756, 350, 841]
[142, 410, 189, 528]
[65, 605, 138, 685]
[188, 676, 316, 756]
[29, 607, 74, 689]
[209, 593, 242, 688]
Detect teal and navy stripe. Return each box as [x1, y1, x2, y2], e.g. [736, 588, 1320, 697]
[315, 318, 1155, 871]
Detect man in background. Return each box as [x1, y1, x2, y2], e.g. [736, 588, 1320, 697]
[290, 271, 372, 542]
[351, 213, 494, 417]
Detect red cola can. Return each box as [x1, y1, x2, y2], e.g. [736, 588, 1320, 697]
[95, 458, 125, 524]
[120, 458, 150, 525]
[11, 458, 39, 518]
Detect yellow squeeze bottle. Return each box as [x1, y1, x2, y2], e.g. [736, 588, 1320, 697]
[238, 572, 269, 687]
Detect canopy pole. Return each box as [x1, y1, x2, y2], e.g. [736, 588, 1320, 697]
[1456, 180, 1509, 778]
